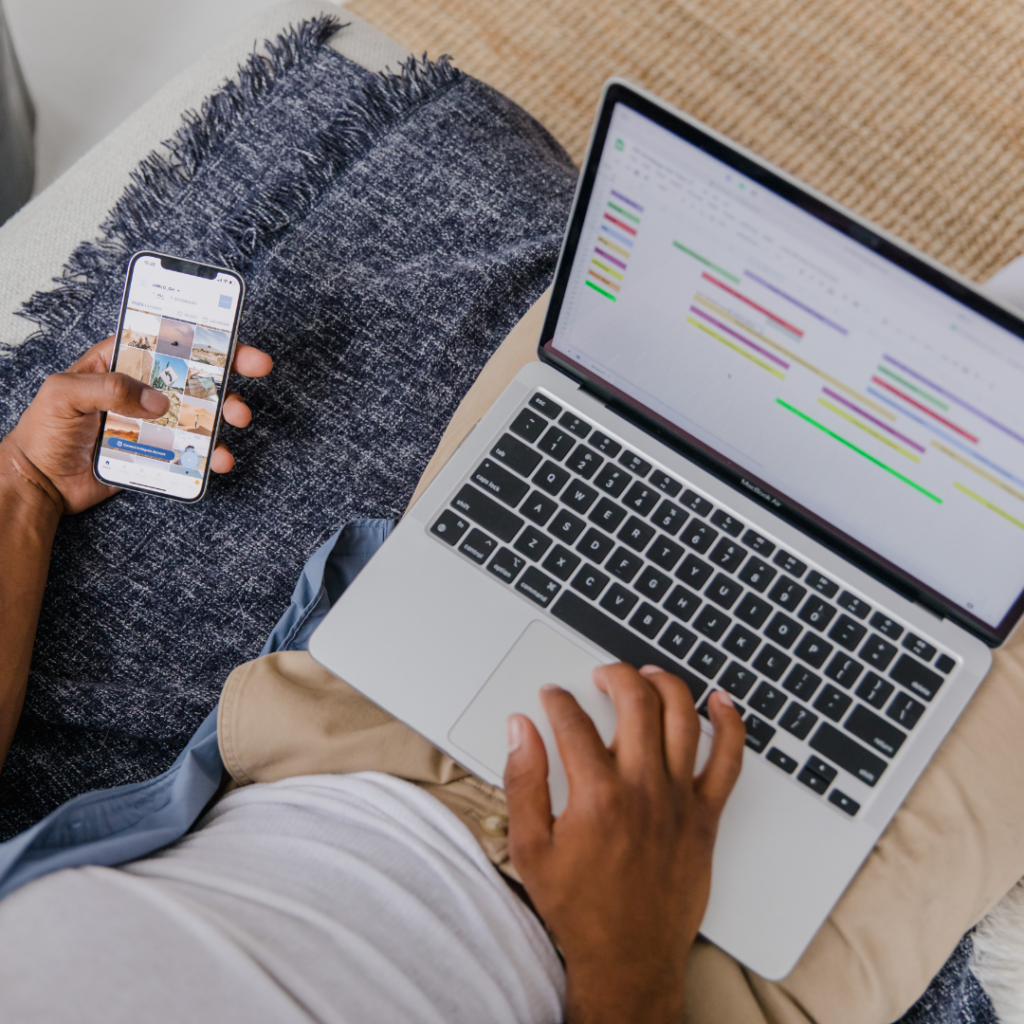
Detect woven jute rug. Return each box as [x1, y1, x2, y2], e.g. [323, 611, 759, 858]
[349, 0, 1024, 283]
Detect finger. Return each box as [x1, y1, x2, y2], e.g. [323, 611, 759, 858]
[540, 685, 613, 792]
[46, 370, 170, 421]
[695, 692, 745, 815]
[220, 392, 251, 428]
[210, 444, 235, 474]
[67, 336, 116, 375]
[591, 662, 665, 782]
[637, 665, 700, 783]
[503, 714, 553, 868]
[232, 344, 273, 378]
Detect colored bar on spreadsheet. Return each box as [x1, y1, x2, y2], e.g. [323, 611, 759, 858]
[597, 236, 630, 258]
[776, 399, 942, 502]
[871, 377, 979, 443]
[611, 189, 643, 212]
[673, 242, 740, 284]
[954, 483, 1024, 531]
[820, 387, 925, 452]
[588, 269, 620, 291]
[687, 317, 786, 380]
[744, 270, 848, 335]
[607, 201, 640, 224]
[689, 305, 789, 369]
[591, 258, 623, 280]
[601, 225, 635, 248]
[932, 441, 1024, 505]
[586, 279, 616, 301]
[603, 213, 637, 236]
[702, 273, 803, 337]
[594, 247, 627, 270]
[818, 399, 919, 462]
[876, 365, 948, 410]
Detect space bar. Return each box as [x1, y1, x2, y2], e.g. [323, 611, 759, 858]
[551, 592, 708, 702]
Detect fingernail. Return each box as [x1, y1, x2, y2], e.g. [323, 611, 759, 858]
[638, 664, 660, 677]
[715, 690, 734, 708]
[507, 716, 523, 752]
[540, 683, 564, 693]
[141, 387, 169, 414]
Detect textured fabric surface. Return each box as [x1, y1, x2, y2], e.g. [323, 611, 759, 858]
[894, 934, 998, 1024]
[0, 16, 576, 838]
[349, 0, 1024, 285]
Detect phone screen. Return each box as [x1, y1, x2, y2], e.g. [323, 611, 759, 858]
[94, 253, 244, 501]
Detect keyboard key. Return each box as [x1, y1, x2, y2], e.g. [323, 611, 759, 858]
[813, 684, 852, 721]
[735, 592, 772, 629]
[709, 538, 746, 572]
[780, 702, 818, 740]
[635, 566, 672, 602]
[681, 489, 713, 516]
[549, 509, 586, 544]
[828, 790, 860, 816]
[783, 665, 822, 701]
[773, 550, 807, 577]
[828, 614, 868, 652]
[651, 499, 688, 535]
[577, 527, 614, 564]
[516, 567, 561, 608]
[589, 431, 621, 457]
[559, 411, 591, 438]
[887, 692, 925, 729]
[648, 536, 685, 571]
[794, 631, 833, 669]
[510, 408, 546, 442]
[768, 577, 807, 611]
[935, 653, 956, 674]
[452, 485, 524, 543]
[681, 520, 718, 554]
[720, 662, 757, 699]
[600, 583, 638, 620]
[765, 612, 802, 650]
[528, 393, 561, 418]
[710, 510, 743, 537]
[838, 591, 871, 619]
[563, 481, 599, 514]
[650, 470, 682, 496]
[890, 654, 944, 701]
[806, 571, 839, 598]
[631, 602, 668, 639]
[825, 653, 863, 689]
[622, 481, 659, 516]
[589, 497, 628, 533]
[565, 444, 603, 480]
[767, 748, 798, 774]
[533, 460, 570, 496]
[542, 545, 581, 581]
[676, 554, 714, 590]
[460, 528, 497, 564]
[797, 766, 829, 794]
[870, 611, 903, 640]
[856, 672, 894, 709]
[753, 645, 791, 681]
[845, 705, 906, 758]
[903, 633, 937, 662]
[722, 624, 760, 661]
[490, 433, 542, 477]
[706, 574, 743, 610]
[798, 595, 836, 631]
[487, 547, 526, 583]
[810, 723, 887, 786]
[514, 525, 551, 560]
[572, 564, 609, 600]
[659, 621, 698, 658]
[520, 490, 558, 526]
[738, 556, 776, 593]
[742, 529, 775, 556]
[664, 585, 701, 622]
[860, 634, 898, 671]
[607, 547, 644, 583]
[594, 464, 632, 497]
[749, 682, 786, 719]
[745, 715, 776, 752]
[806, 755, 837, 785]
[431, 510, 469, 546]
[689, 642, 727, 679]
[694, 605, 731, 641]
[618, 450, 652, 477]
[537, 426, 575, 459]
[551, 592, 707, 701]
[618, 516, 656, 552]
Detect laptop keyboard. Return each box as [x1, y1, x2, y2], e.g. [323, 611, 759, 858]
[429, 390, 960, 817]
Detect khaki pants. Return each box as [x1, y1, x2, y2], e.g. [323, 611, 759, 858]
[218, 291, 1024, 1024]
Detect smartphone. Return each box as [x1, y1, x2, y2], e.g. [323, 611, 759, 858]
[93, 252, 245, 502]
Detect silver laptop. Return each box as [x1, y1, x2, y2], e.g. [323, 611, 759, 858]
[309, 79, 1024, 978]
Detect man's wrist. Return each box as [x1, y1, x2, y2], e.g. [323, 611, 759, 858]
[565, 964, 686, 1024]
[0, 436, 65, 528]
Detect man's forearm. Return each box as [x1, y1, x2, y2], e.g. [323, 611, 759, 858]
[0, 442, 62, 771]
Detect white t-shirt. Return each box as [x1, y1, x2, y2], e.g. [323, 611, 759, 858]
[0, 773, 565, 1024]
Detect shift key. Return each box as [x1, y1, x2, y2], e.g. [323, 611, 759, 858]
[809, 722, 887, 786]
[452, 484, 524, 543]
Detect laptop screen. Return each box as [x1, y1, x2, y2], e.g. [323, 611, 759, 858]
[544, 88, 1024, 640]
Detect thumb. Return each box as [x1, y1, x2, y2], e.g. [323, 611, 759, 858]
[49, 370, 170, 421]
[504, 714, 553, 870]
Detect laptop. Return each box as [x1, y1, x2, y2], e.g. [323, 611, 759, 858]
[309, 79, 1024, 978]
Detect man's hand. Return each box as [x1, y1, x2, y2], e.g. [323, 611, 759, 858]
[504, 664, 745, 1024]
[0, 335, 273, 516]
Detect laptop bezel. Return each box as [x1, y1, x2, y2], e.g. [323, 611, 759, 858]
[538, 79, 1024, 649]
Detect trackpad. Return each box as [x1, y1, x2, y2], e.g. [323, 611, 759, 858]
[449, 620, 615, 815]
